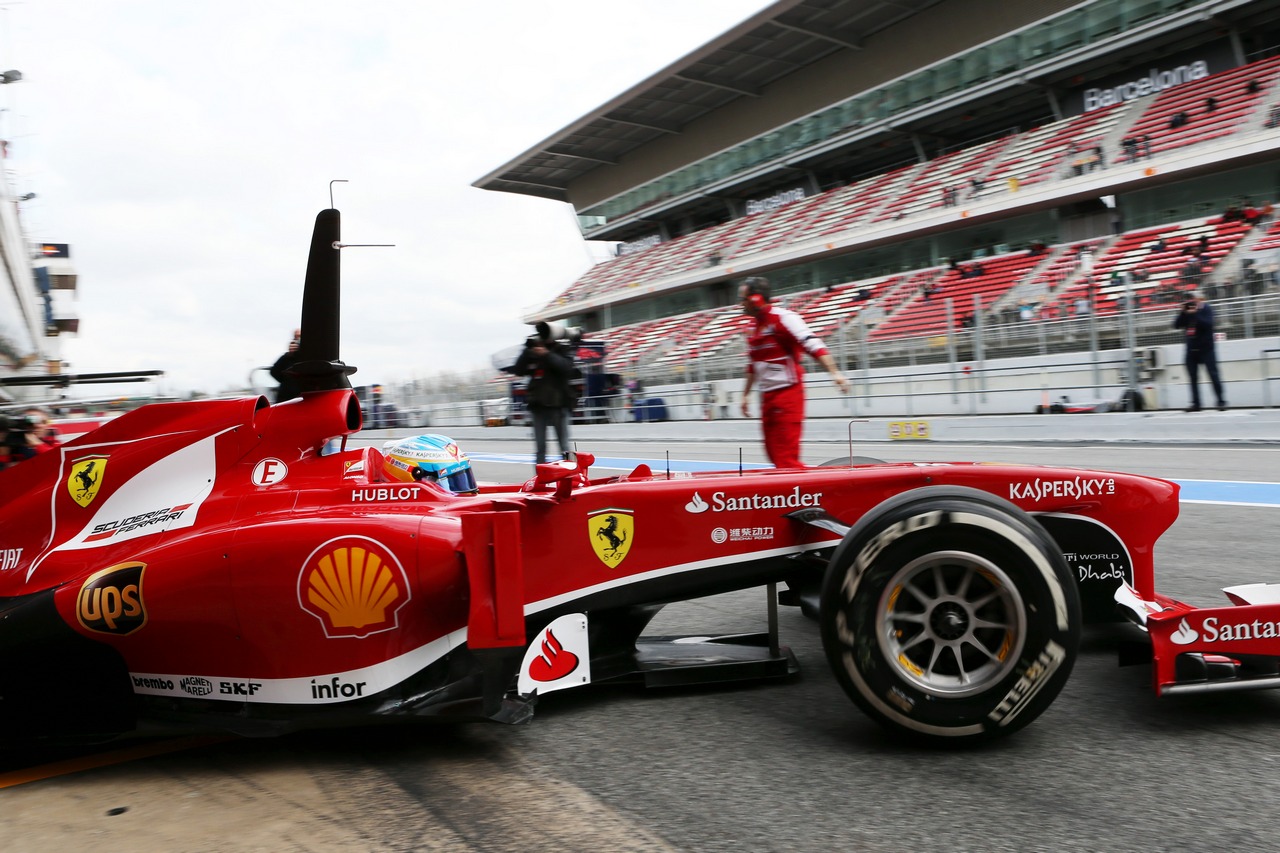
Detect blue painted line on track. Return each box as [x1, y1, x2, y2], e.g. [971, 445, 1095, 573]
[1171, 478, 1280, 507]
[468, 452, 1280, 508]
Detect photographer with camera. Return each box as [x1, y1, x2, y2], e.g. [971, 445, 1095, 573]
[0, 414, 37, 469]
[1173, 290, 1226, 412]
[270, 328, 304, 403]
[511, 321, 580, 465]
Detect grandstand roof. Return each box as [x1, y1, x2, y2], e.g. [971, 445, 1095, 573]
[477, 0, 1280, 232]
[472, 0, 948, 203]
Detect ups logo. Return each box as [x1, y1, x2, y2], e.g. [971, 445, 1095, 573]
[77, 561, 147, 635]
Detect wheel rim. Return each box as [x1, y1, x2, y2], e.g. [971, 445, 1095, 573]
[875, 550, 1026, 698]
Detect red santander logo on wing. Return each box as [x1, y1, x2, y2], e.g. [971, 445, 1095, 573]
[518, 614, 591, 697]
[527, 629, 579, 682]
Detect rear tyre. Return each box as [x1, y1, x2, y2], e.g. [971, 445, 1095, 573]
[818, 487, 1079, 746]
[818, 456, 885, 466]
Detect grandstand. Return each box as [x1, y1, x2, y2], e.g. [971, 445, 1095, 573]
[472, 0, 1280, 410]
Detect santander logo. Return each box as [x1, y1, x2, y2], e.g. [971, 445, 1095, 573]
[684, 487, 822, 513]
[518, 614, 592, 698]
[685, 493, 710, 514]
[1169, 615, 1280, 644]
[1170, 619, 1200, 645]
[527, 630, 579, 682]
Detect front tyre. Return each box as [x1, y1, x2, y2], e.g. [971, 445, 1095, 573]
[819, 487, 1080, 746]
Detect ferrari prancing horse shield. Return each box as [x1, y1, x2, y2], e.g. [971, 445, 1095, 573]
[68, 456, 108, 508]
[588, 508, 633, 568]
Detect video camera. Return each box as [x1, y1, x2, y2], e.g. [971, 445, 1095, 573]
[0, 413, 33, 436]
[526, 320, 583, 349]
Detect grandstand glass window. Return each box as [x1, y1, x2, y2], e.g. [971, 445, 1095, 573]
[811, 108, 836, 139]
[1124, 0, 1165, 25]
[1047, 14, 1087, 54]
[717, 150, 741, 184]
[989, 34, 1021, 76]
[654, 288, 705, 317]
[732, 140, 753, 173]
[728, 151, 752, 182]
[685, 163, 707, 194]
[1084, 0, 1124, 40]
[907, 69, 934, 108]
[741, 136, 769, 173]
[751, 135, 775, 167]
[796, 114, 825, 147]
[959, 50, 991, 88]
[881, 81, 907, 116]
[1020, 20, 1054, 61]
[775, 124, 798, 155]
[840, 100, 865, 130]
[659, 174, 681, 204]
[934, 58, 964, 97]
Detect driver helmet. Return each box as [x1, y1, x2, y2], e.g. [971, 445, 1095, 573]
[381, 433, 478, 494]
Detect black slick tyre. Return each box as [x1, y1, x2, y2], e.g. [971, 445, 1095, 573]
[819, 456, 885, 467]
[818, 487, 1080, 746]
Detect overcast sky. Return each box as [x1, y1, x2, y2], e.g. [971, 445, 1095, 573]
[3, 1, 774, 398]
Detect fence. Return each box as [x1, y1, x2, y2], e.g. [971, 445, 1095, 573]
[385, 290, 1280, 427]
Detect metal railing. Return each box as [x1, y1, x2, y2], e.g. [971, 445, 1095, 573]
[385, 290, 1280, 426]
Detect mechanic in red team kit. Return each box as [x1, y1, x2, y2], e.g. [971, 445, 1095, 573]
[738, 276, 850, 468]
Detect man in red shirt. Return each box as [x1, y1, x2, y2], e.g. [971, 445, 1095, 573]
[738, 277, 850, 468]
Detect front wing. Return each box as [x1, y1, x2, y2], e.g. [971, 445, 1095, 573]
[1118, 583, 1280, 695]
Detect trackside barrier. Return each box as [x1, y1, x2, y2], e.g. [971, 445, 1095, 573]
[1263, 348, 1280, 409]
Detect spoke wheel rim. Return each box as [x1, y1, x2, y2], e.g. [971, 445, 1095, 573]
[875, 550, 1026, 698]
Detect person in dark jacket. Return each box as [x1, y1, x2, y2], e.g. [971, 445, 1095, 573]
[1173, 291, 1226, 411]
[512, 322, 578, 464]
[270, 329, 303, 403]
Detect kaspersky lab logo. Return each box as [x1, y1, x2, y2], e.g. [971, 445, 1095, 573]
[1169, 616, 1280, 644]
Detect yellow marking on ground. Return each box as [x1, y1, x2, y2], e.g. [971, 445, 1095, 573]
[0, 735, 229, 789]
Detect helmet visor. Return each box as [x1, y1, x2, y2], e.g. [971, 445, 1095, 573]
[443, 467, 478, 494]
[413, 463, 477, 494]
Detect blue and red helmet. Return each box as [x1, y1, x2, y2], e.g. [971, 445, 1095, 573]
[381, 434, 478, 494]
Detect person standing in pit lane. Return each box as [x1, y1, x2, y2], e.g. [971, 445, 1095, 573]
[511, 322, 579, 465]
[1173, 290, 1226, 412]
[270, 329, 303, 403]
[738, 276, 850, 468]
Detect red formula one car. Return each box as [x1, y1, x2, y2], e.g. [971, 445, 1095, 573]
[0, 209, 1258, 749]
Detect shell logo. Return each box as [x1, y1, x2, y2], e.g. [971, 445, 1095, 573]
[298, 536, 411, 638]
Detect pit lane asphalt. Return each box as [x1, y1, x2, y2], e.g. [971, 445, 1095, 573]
[6, 421, 1280, 853]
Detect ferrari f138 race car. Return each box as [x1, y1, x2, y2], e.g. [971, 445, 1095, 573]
[0, 208, 1272, 750]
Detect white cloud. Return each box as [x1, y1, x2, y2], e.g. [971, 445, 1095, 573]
[4, 0, 772, 396]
